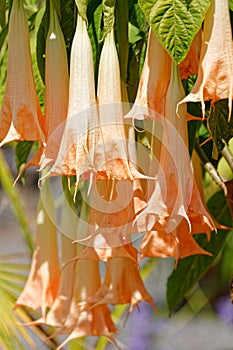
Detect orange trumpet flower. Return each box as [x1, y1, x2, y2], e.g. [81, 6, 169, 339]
[87, 244, 155, 312]
[15, 181, 60, 319]
[0, 0, 44, 146]
[178, 0, 233, 119]
[140, 218, 212, 263]
[42, 0, 69, 162]
[40, 13, 101, 185]
[135, 60, 215, 241]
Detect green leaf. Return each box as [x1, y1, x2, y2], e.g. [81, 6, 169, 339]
[128, 1, 147, 33]
[208, 99, 233, 153]
[128, 39, 145, 102]
[15, 141, 34, 172]
[0, 24, 7, 51]
[0, 0, 6, 28]
[116, 0, 129, 83]
[167, 190, 232, 313]
[88, 3, 103, 82]
[36, 4, 49, 83]
[51, 0, 61, 19]
[229, 0, 233, 12]
[138, 0, 212, 63]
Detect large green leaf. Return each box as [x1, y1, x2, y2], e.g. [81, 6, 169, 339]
[167, 190, 232, 313]
[138, 0, 212, 63]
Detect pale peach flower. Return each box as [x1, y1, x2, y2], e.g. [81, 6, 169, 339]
[178, 0, 233, 119]
[15, 180, 60, 319]
[135, 61, 215, 240]
[0, 0, 44, 146]
[87, 244, 155, 312]
[40, 13, 101, 185]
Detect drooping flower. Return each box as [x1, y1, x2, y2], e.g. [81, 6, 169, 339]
[78, 178, 146, 247]
[44, 209, 78, 329]
[140, 218, 212, 262]
[96, 28, 134, 180]
[40, 13, 101, 185]
[135, 60, 215, 240]
[178, 0, 233, 119]
[0, 0, 44, 146]
[55, 257, 117, 349]
[129, 28, 201, 120]
[179, 29, 202, 80]
[85, 244, 155, 312]
[15, 0, 69, 175]
[45, 243, 117, 347]
[42, 0, 69, 162]
[15, 180, 60, 319]
[130, 29, 171, 119]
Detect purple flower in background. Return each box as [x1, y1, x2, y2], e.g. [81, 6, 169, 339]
[215, 295, 233, 324]
[124, 302, 169, 350]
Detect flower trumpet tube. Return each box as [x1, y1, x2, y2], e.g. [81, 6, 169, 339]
[178, 0, 233, 119]
[15, 0, 70, 178]
[89, 244, 155, 312]
[15, 180, 60, 319]
[42, 0, 69, 162]
[96, 28, 134, 180]
[55, 247, 117, 349]
[45, 199, 78, 329]
[128, 28, 172, 119]
[136, 61, 215, 238]
[0, 0, 44, 146]
[128, 28, 201, 121]
[179, 29, 202, 80]
[41, 12, 101, 185]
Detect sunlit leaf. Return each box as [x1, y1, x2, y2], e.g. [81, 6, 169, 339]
[138, 0, 212, 62]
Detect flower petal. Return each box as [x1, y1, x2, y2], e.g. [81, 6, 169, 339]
[178, 0, 233, 119]
[0, 0, 44, 146]
[15, 182, 60, 318]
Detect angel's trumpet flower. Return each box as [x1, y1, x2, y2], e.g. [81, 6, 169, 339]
[51, 244, 117, 349]
[136, 61, 215, 240]
[76, 177, 147, 247]
[42, 0, 69, 161]
[140, 218, 211, 263]
[129, 29, 171, 119]
[0, 0, 44, 146]
[96, 28, 133, 180]
[178, 0, 233, 119]
[129, 28, 201, 120]
[179, 29, 202, 80]
[40, 13, 101, 185]
[15, 180, 60, 319]
[44, 203, 78, 329]
[89, 244, 155, 312]
[16, 0, 69, 174]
